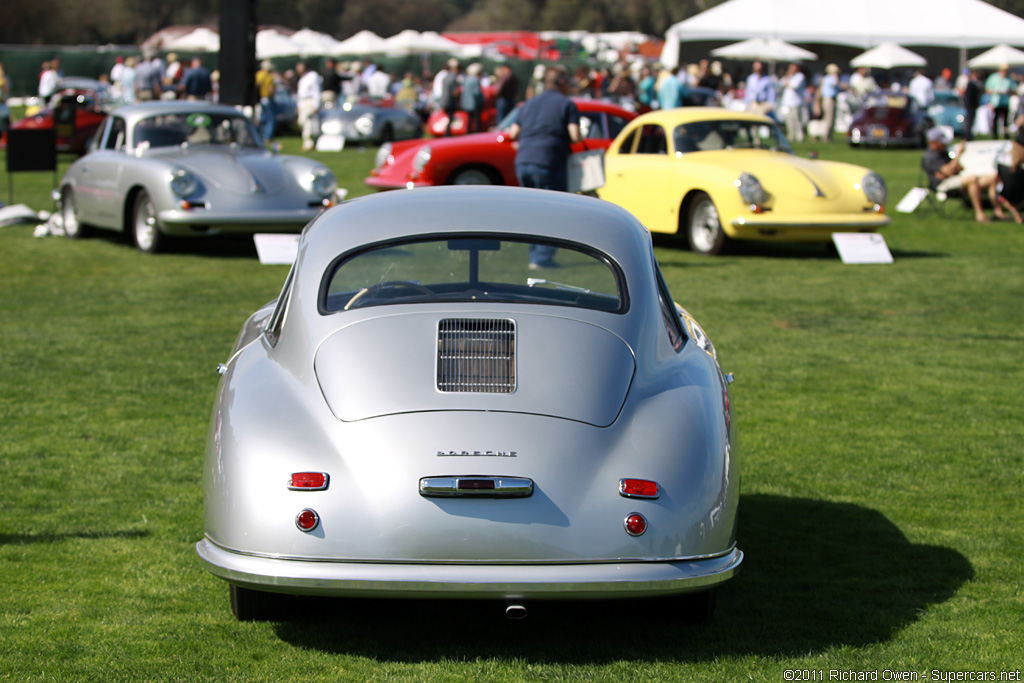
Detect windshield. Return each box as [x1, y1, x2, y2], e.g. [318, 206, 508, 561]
[131, 111, 261, 150]
[673, 119, 793, 154]
[323, 236, 624, 313]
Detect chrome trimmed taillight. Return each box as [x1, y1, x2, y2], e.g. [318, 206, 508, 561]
[295, 509, 320, 532]
[289, 472, 329, 491]
[619, 478, 660, 499]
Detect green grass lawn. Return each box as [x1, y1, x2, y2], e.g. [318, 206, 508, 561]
[0, 133, 1021, 682]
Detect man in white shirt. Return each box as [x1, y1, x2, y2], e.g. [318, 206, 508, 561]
[295, 61, 322, 150]
[908, 70, 934, 108]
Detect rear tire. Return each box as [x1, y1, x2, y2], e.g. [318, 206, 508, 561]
[61, 187, 87, 239]
[687, 192, 727, 255]
[449, 167, 495, 185]
[132, 190, 163, 254]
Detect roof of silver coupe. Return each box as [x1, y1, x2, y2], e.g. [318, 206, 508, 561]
[297, 186, 654, 279]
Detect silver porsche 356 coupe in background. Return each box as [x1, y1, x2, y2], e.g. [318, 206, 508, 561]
[197, 186, 741, 621]
[56, 101, 338, 253]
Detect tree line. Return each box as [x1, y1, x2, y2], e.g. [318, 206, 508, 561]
[5, 0, 1024, 49]
[3, 0, 721, 46]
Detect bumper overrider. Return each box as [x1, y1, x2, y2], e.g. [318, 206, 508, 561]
[196, 538, 743, 600]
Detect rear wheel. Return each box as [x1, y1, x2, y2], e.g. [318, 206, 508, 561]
[687, 192, 727, 255]
[132, 190, 163, 254]
[449, 167, 495, 185]
[61, 187, 87, 239]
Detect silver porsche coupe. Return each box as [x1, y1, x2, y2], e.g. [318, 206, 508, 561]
[197, 186, 741, 621]
[57, 101, 337, 253]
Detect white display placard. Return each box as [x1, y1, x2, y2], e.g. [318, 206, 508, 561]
[253, 233, 300, 265]
[315, 135, 345, 152]
[831, 233, 894, 264]
[895, 187, 929, 213]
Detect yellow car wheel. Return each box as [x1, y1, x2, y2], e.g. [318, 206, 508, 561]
[687, 192, 727, 256]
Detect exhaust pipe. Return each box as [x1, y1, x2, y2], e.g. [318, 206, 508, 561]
[505, 602, 527, 620]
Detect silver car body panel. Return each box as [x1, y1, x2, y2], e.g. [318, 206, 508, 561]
[200, 186, 739, 599]
[59, 101, 333, 237]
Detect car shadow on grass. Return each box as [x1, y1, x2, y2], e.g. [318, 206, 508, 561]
[272, 494, 972, 661]
[651, 234, 949, 261]
[0, 529, 148, 545]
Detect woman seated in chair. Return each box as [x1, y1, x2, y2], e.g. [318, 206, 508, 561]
[922, 128, 1020, 223]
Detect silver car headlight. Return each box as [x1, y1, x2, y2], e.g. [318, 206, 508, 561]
[354, 114, 375, 137]
[169, 169, 198, 198]
[319, 118, 343, 136]
[861, 172, 887, 204]
[375, 142, 393, 170]
[413, 146, 432, 174]
[305, 168, 337, 197]
[734, 172, 767, 206]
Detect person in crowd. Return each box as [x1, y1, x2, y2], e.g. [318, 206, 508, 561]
[340, 62, 362, 98]
[0, 62, 8, 102]
[637, 65, 656, 110]
[985, 64, 1013, 139]
[460, 63, 484, 133]
[135, 53, 162, 102]
[494, 64, 520, 123]
[320, 58, 341, 107]
[438, 59, 461, 136]
[180, 57, 212, 101]
[817, 63, 840, 141]
[934, 67, 953, 90]
[110, 56, 126, 91]
[506, 65, 581, 268]
[960, 68, 983, 141]
[779, 62, 806, 142]
[908, 69, 935, 108]
[295, 61, 321, 151]
[848, 66, 878, 104]
[922, 128, 1017, 223]
[526, 63, 546, 99]
[656, 65, 682, 110]
[605, 62, 636, 106]
[255, 60, 277, 142]
[163, 53, 182, 96]
[38, 60, 59, 99]
[120, 57, 138, 102]
[395, 72, 419, 111]
[366, 65, 391, 98]
[744, 61, 775, 115]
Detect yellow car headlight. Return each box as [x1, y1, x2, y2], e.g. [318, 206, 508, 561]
[734, 172, 767, 207]
[861, 172, 887, 204]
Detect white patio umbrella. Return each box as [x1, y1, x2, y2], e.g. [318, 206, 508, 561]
[383, 30, 461, 55]
[710, 37, 817, 62]
[333, 30, 388, 55]
[256, 29, 301, 59]
[967, 43, 1024, 68]
[290, 28, 343, 57]
[850, 42, 926, 69]
[163, 27, 220, 52]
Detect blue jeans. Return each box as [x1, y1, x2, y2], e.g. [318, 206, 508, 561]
[259, 96, 277, 141]
[516, 162, 567, 265]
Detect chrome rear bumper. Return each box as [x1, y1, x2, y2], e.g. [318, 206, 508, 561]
[196, 538, 742, 600]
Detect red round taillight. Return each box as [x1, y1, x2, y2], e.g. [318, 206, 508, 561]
[295, 508, 320, 532]
[624, 513, 647, 536]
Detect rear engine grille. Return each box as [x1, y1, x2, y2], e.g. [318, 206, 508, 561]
[437, 318, 516, 393]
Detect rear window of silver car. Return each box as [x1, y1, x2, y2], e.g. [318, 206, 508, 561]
[321, 236, 625, 314]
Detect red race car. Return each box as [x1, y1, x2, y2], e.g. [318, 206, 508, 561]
[2, 79, 111, 155]
[367, 98, 636, 189]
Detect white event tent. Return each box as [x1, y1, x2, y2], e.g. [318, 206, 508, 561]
[661, 0, 1024, 69]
